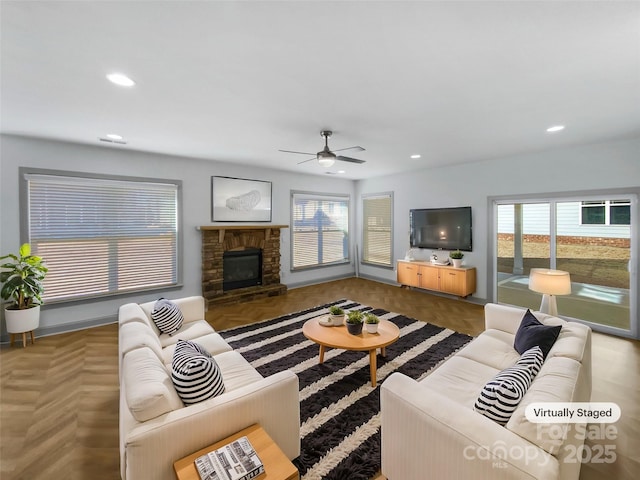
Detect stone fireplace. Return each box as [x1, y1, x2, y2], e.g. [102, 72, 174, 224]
[200, 225, 287, 306]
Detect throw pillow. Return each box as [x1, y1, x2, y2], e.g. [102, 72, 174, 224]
[151, 298, 184, 335]
[171, 339, 225, 405]
[474, 346, 544, 425]
[514, 309, 561, 359]
[517, 345, 544, 377]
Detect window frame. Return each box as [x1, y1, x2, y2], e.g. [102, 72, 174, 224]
[19, 167, 183, 304]
[361, 191, 394, 268]
[580, 200, 631, 226]
[489, 188, 638, 340]
[290, 190, 350, 271]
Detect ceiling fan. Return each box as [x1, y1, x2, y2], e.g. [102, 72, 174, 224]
[279, 130, 366, 168]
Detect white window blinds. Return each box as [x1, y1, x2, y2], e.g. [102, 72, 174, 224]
[24, 172, 180, 303]
[291, 192, 349, 270]
[362, 193, 393, 266]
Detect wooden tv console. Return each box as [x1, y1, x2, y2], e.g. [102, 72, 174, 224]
[397, 260, 476, 298]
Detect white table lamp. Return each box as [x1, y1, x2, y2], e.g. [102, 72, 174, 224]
[528, 268, 571, 316]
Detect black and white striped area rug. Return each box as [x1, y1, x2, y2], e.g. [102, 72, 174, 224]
[219, 300, 473, 480]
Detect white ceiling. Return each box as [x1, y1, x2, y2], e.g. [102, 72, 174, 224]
[2, 1, 639, 180]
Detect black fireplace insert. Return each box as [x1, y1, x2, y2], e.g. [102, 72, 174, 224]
[223, 248, 262, 291]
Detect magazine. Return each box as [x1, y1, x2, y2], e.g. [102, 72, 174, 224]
[195, 436, 265, 480]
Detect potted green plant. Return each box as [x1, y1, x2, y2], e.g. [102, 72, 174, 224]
[449, 249, 464, 268]
[1, 243, 48, 340]
[364, 313, 380, 334]
[328, 305, 345, 326]
[345, 310, 364, 335]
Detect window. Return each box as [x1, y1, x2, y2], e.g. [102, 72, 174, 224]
[492, 191, 636, 338]
[291, 191, 349, 270]
[581, 200, 630, 225]
[362, 192, 393, 267]
[22, 169, 181, 303]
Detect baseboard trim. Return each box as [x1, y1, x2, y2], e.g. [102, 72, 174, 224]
[0, 314, 117, 344]
[286, 273, 355, 290]
[356, 272, 398, 286]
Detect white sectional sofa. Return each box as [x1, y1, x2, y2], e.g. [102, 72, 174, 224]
[118, 296, 300, 480]
[381, 303, 592, 480]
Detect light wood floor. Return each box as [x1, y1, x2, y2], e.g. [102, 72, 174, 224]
[1, 278, 638, 479]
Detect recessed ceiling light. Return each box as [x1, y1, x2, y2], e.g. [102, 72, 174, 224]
[410, 154, 421, 159]
[106, 133, 123, 140]
[337, 170, 346, 174]
[546, 125, 565, 133]
[106, 73, 135, 87]
[98, 136, 127, 145]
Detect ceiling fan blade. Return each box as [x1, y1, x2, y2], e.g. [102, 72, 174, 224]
[297, 157, 317, 165]
[336, 155, 366, 164]
[279, 149, 316, 155]
[332, 146, 365, 153]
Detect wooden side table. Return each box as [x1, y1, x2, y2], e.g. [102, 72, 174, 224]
[173, 424, 298, 480]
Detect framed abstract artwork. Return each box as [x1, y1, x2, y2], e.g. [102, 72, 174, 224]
[211, 176, 272, 222]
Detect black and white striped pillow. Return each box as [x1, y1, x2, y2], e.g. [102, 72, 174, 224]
[171, 340, 225, 405]
[474, 346, 544, 425]
[151, 298, 184, 335]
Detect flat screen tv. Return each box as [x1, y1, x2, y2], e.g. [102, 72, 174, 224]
[409, 206, 472, 251]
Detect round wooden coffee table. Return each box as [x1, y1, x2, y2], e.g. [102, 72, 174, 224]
[302, 317, 400, 387]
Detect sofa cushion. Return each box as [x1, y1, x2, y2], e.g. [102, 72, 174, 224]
[141, 296, 205, 324]
[214, 350, 265, 392]
[158, 319, 215, 348]
[474, 346, 544, 425]
[455, 329, 521, 371]
[507, 356, 584, 455]
[547, 321, 591, 363]
[119, 320, 164, 362]
[151, 298, 184, 335]
[171, 340, 225, 405]
[123, 347, 183, 422]
[161, 332, 233, 365]
[514, 309, 561, 359]
[420, 355, 500, 408]
[118, 302, 151, 327]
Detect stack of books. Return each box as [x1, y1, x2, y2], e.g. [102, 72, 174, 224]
[195, 436, 265, 480]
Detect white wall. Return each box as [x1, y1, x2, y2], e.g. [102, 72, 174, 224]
[3, 134, 639, 336]
[356, 137, 640, 301]
[0, 135, 356, 335]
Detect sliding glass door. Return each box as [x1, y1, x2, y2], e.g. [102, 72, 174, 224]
[494, 193, 636, 337]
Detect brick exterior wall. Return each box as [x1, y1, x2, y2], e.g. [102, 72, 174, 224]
[497, 233, 630, 248]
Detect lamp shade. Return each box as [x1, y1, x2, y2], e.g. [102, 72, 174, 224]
[528, 268, 572, 295]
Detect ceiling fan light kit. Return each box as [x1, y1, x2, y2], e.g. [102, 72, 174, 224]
[317, 151, 336, 168]
[280, 130, 366, 168]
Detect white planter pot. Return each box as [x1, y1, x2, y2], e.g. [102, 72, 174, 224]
[329, 314, 346, 326]
[365, 322, 379, 334]
[451, 258, 463, 268]
[4, 305, 40, 334]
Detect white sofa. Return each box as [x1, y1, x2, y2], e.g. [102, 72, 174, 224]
[118, 296, 300, 480]
[381, 303, 592, 480]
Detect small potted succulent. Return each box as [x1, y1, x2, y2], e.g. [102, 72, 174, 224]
[328, 305, 345, 326]
[449, 249, 464, 268]
[345, 310, 364, 335]
[364, 313, 380, 334]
